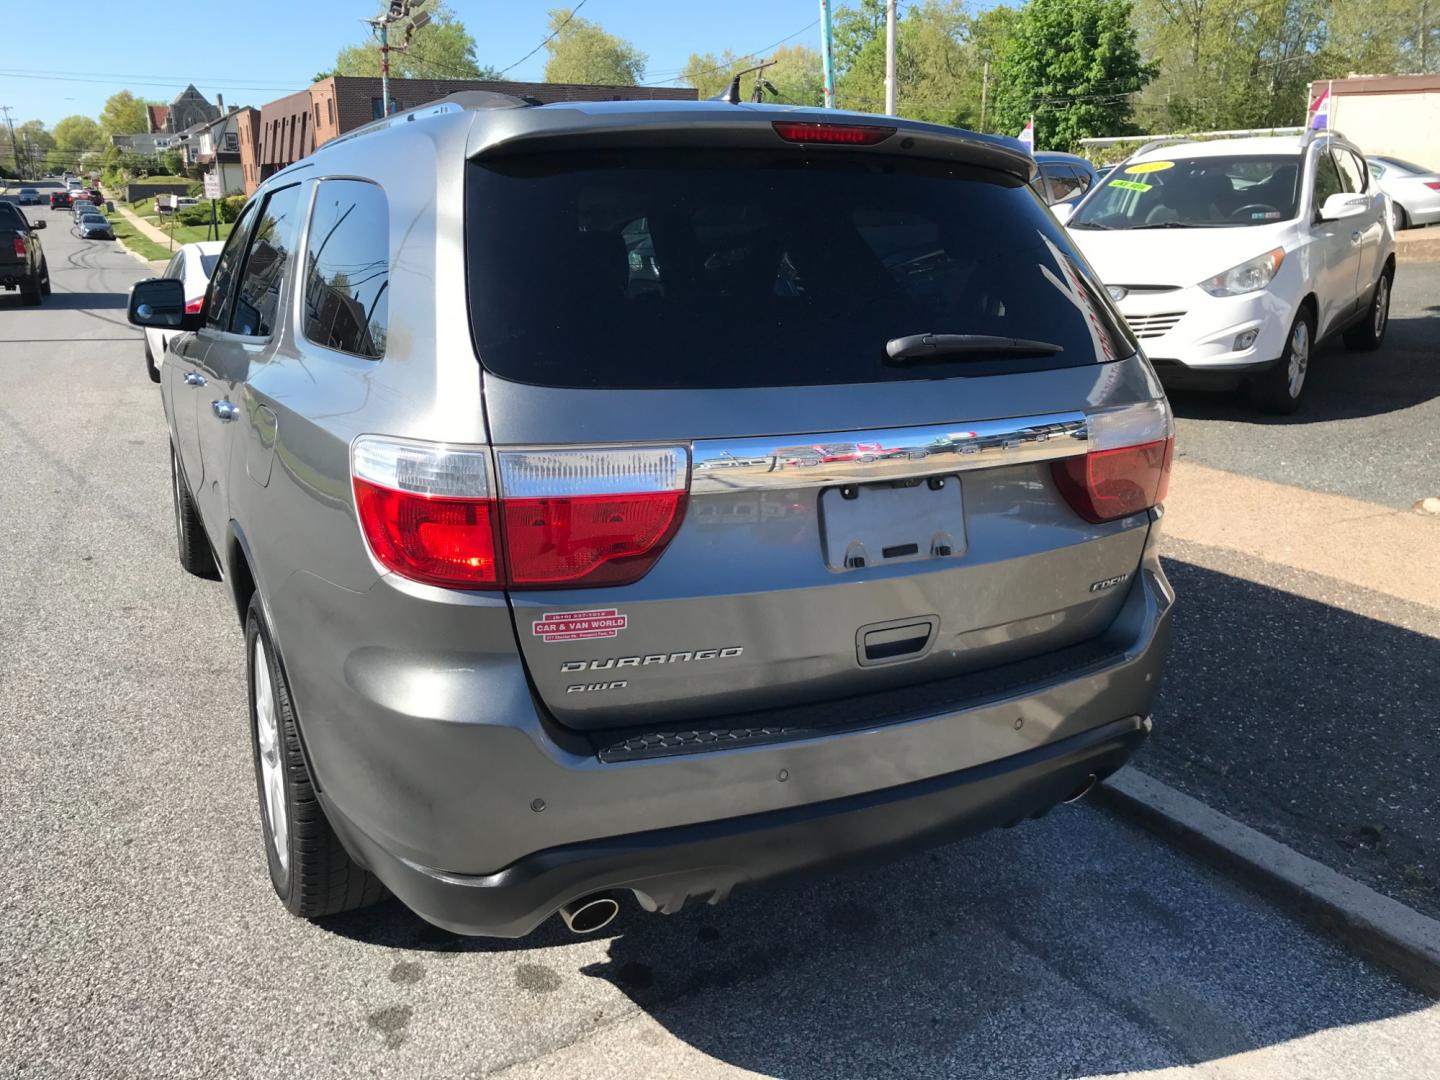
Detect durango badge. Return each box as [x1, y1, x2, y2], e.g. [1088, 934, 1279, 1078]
[532, 608, 627, 643]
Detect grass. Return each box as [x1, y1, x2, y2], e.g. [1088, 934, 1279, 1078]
[109, 213, 171, 262]
[125, 196, 233, 246]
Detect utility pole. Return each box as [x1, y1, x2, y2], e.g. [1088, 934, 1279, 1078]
[818, 0, 836, 108]
[1, 106, 20, 177]
[883, 0, 898, 115]
[979, 62, 989, 131]
[367, 1, 432, 119]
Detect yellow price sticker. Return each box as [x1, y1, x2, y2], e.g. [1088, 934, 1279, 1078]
[1126, 161, 1175, 175]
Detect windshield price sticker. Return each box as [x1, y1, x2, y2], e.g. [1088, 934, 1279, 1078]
[1125, 161, 1175, 175]
[533, 609, 629, 642]
[1110, 179, 1153, 192]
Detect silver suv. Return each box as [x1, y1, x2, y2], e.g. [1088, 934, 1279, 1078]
[128, 94, 1175, 938]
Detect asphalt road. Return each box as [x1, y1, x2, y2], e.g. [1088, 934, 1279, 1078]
[1168, 260, 1440, 510]
[4, 190, 1440, 1078]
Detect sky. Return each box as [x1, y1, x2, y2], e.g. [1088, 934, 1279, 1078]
[1, 0, 841, 129]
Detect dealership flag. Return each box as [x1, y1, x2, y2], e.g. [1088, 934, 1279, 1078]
[1018, 117, 1035, 153]
[1309, 83, 1331, 130]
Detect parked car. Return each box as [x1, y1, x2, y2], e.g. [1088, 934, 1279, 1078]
[140, 240, 223, 382]
[76, 213, 115, 241]
[128, 96, 1174, 939]
[1366, 155, 1440, 231]
[15, 187, 42, 206]
[0, 200, 49, 304]
[75, 187, 104, 207]
[156, 195, 198, 216]
[49, 190, 72, 210]
[72, 200, 99, 222]
[1058, 132, 1394, 413]
[1029, 151, 1100, 207]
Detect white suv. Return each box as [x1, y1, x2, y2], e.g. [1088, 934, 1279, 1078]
[1057, 133, 1394, 413]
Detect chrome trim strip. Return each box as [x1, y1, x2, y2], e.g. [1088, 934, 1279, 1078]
[691, 412, 1088, 493]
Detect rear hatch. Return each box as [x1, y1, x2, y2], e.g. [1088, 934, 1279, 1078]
[464, 116, 1168, 732]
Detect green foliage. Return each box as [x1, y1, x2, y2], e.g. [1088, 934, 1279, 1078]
[100, 91, 149, 137]
[543, 8, 647, 84]
[218, 194, 246, 224]
[177, 202, 215, 226]
[681, 44, 823, 105]
[160, 150, 185, 176]
[53, 115, 104, 155]
[332, 3, 484, 79]
[991, 0, 1154, 150]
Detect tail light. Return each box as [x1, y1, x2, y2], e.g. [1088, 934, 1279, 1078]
[1052, 400, 1174, 523]
[351, 437, 688, 590]
[772, 121, 896, 146]
[1424, 181, 1440, 191]
[12, 237, 25, 258]
[184, 297, 204, 315]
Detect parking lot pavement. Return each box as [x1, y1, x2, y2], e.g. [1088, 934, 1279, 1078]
[4, 217, 1440, 1079]
[1168, 261, 1440, 510]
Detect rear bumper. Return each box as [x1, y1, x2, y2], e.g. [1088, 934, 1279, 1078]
[324, 713, 1151, 937]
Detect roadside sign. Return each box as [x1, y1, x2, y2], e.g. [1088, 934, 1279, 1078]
[202, 171, 221, 199]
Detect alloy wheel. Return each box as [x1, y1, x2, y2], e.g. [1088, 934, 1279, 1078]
[1374, 275, 1390, 340]
[1287, 319, 1310, 399]
[252, 637, 289, 872]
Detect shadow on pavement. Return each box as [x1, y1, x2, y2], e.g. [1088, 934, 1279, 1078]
[44, 290, 131, 311]
[1143, 557, 1440, 919]
[1167, 312, 1440, 425]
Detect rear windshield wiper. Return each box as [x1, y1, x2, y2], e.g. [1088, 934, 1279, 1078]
[885, 333, 1064, 364]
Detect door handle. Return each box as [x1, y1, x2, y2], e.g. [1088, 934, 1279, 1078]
[211, 400, 240, 422]
[1351, 230, 1362, 243]
[184, 371, 206, 386]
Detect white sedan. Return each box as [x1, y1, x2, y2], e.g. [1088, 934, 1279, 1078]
[143, 241, 224, 384]
[1367, 155, 1440, 230]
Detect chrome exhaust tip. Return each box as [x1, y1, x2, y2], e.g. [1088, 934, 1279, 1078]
[1062, 773, 1098, 805]
[558, 894, 621, 935]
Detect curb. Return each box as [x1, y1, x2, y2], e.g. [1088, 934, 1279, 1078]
[1395, 230, 1440, 263]
[1094, 767, 1440, 999]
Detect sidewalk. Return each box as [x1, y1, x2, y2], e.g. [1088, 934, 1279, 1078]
[109, 199, 175, 248]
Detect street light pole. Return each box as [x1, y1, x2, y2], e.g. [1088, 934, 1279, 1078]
[884, 0, 897, 115]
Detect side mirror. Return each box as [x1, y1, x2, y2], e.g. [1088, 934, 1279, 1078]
[1051, 202, 1075, 226]
[128, 278, 201, 331]
[1318, 192, 1368, 222]
[30, 219, 45, 230]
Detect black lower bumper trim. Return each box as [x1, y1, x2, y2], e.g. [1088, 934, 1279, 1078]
[324, 715, 1149, 938]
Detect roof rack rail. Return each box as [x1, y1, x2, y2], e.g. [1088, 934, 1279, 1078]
[323, 90, 534, 150]
[1301, 126, 1347, 148]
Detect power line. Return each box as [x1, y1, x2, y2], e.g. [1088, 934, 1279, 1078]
[0, 66, 306, 89]
[642, 20, 820, 86]
[498, 0, 590, 76]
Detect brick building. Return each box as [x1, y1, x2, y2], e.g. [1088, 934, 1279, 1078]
[245, 76, 697, 194]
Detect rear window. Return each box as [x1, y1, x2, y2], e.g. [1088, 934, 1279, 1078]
[199, 253, 220, 277]
[465, 149, 1133, 389]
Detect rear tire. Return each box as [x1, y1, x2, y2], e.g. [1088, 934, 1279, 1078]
[169, 442, 219, 578]
[39, 259, 51, 296]
[144, 339, 161, 383]
[246, 593, 386, 919]
[20, 273, 42, 306]
[1249, 307, 1314, 415]
[1392, 203, 1410, 232]
[1343, 267, 1392, 353]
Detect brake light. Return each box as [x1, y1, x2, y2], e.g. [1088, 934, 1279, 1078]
[1425, 181, 1440, 191]
[351, 438, 500, 587]
[351, 438, 689, 590]
[772, 121, 896, 146]
[12, 237, 25, 258]
[184, 297, 204, 314]
[497, 448, 688, 587]
[1051, 401, 1174, 523]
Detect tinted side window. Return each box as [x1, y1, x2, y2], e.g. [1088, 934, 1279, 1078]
[231, 184, 303, 338]
[1313, 151, 1344, 210]
[1334, 149, 1367, 193]
[1042, 165, 1082, 203]
[302, 180, 390, 359]
[206, 200, 261, 330]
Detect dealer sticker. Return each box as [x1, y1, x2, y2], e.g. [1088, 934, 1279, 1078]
[1125, 160, 1174, 174]
[1110, 179, 1152, 192]
[532, 609, 628, 642]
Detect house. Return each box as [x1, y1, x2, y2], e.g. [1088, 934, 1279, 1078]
[1309, 75, 1440, 168]
[110, 131, 180, 156]
[160, 85, 220, 134]
[245, 75, 698, 194]
[183, 107, 254, 195]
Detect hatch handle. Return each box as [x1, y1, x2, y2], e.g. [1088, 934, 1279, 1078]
[857, 615, 940, 667]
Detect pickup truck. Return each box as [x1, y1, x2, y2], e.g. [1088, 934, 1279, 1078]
[0, 201, 50, 305]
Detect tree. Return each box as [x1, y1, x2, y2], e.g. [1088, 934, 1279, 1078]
[543, 8, 647, 84]
[680, 49, 745, 100]
[832, 0, 889, 75]
[100, 90, 149, 137]
[991, 0, 1155, 150]
[331, 3, 486, 79]
[53, 115, 105, 159]
[1, 119, 54, 175]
